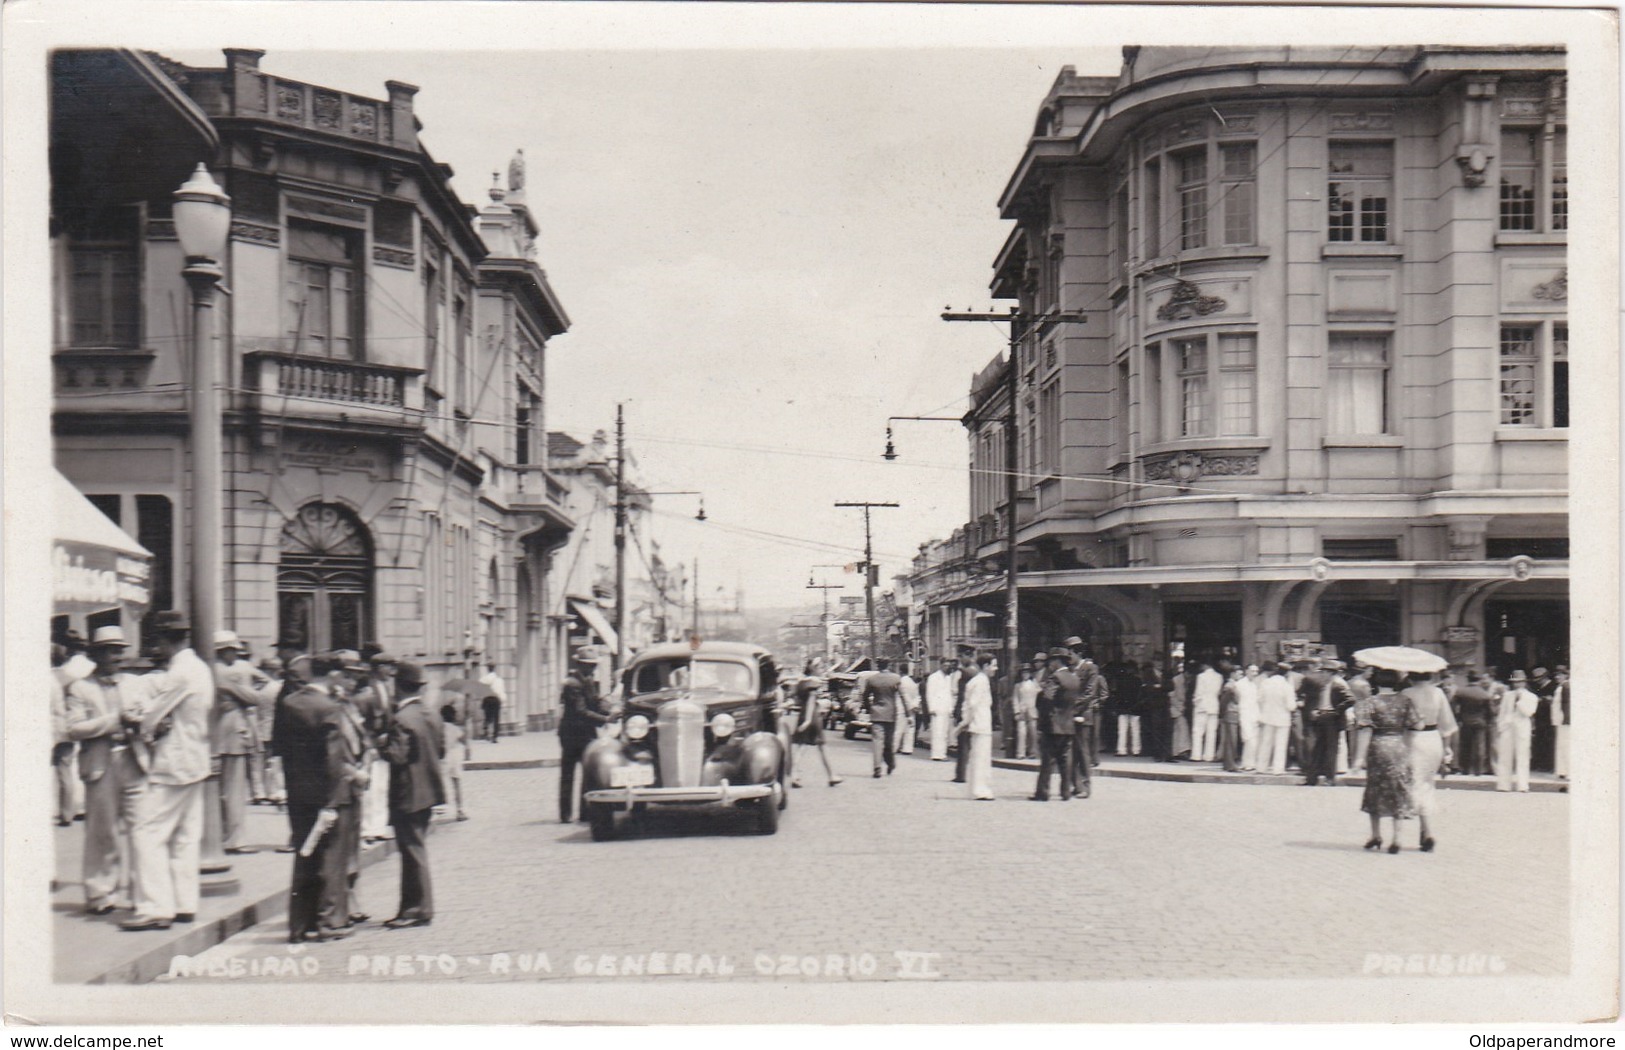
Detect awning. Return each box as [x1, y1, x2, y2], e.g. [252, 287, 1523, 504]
[570, 599, 619, 653]
[54, 470, 151, 615]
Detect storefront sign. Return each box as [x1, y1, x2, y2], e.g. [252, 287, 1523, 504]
[53, 542, 149, 614]
[283, 438, 381, 472]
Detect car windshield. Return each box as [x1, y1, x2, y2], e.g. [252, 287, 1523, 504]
[632, 658, 754, 696]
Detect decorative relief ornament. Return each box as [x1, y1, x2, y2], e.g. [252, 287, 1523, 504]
[1142, 451, 1259, 483]
[372, 246, 416, 269]
[1532, 269, 1568, 302]
[313, 90, 342, 130]
[1201, 455, 1260, 477]
[350, 101, 378, 138]
[1309, 557, 1332, 582]
[1455, 145, 1491, 188]
[276, 83, 303, 121]
[230, 221, 281, 246]
[1329, 111, 1393, 131]
[1155, 280, 1228, 322]
[1508, 555, 1534, 581]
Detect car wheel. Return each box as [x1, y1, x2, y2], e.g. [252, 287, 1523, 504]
[588, 802, 616, 842]
[754, 794, 780, 835]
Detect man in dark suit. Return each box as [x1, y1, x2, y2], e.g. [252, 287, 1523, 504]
[382, 662, 444, 929]
[1296, 659, 1353, 786]
[1033, 650, 1080, 801]
[558, 647, 612, 823]
[860, 659, 904, 778]
[1070, 658, 1107, 799]
[273, 653, 354, 943]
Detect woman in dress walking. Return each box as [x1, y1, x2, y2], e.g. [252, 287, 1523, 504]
[1400, 671, 1457, 852]
[789, 671, 842, 788]
[1352, 667, 1425, 853]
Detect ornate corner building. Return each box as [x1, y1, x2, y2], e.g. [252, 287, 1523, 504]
[913, 45, 1568, 675]
[51, 49, 576, 729]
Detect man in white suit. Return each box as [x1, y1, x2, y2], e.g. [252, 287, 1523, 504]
[923, 656, 959, 761]
[895, 664, 921, 755]
[1496, 669, 1539, 793]
[121, 611, 216, 931]
[1191, 661, 1223, 762]
[65, 627, 151, 914]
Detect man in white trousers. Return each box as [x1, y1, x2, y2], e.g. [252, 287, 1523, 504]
[1496, 669, 1539, 792]
[121, 611, 215, 931]
[923, 656, 959, 761]
[1191, 662, 1223, 762]
[896, 665, 920, 755]
[356, 653, 398, 842]
[955, 653, 995, 800]
[1256, 662, 1295, 776]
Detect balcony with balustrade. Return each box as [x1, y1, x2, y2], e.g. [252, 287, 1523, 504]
[241, 350, 425, 439]
[480, 456, 575, 549]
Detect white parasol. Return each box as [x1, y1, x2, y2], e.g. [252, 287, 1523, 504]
[1352, 646, 1449, 675]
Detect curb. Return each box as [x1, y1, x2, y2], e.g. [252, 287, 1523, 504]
[88, 839, 398, 985]
[987, 757, 1568, 793]
[465, 758, 558, 771]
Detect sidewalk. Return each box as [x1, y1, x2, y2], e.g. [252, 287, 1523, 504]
[53, 729, 557, 984]
[985, 750, 1568, 792]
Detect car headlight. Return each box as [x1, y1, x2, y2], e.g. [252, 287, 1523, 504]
[624, 714, 651, 740]
[710, 712, 736, 738]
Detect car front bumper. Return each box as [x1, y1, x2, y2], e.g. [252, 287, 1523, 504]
[583, 781, 777, 809]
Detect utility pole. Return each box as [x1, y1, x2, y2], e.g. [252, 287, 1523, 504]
[834, 501, 898, 660]
[613, 403, 628, 671]
[806, 575, 843, 665]
[941, 307, 1086, 687]
[690, 557, 700, 639]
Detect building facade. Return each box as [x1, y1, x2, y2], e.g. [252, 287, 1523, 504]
[913, 46, 1569, 676]
[51, 48, 576, 729]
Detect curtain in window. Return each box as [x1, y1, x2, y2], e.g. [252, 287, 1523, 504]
[1328, 335, 1388, 433]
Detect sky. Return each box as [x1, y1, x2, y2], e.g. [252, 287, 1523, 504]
[162, 44, 1121, 610]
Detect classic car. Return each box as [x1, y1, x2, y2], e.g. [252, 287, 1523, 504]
[823, 657, 875, 739]
[581, 641, 790, 840]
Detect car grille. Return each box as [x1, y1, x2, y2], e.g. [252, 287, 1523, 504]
[656, 699, 705, 787]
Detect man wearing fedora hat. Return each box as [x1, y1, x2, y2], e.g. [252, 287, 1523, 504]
[65, 626, 151, 914]
[1033, 649, 1081, 801]
[121, 611, 216, 931]
[381, 661, 444, 928]
[212, 630, 272, 855]
[557, 646, 613, 823]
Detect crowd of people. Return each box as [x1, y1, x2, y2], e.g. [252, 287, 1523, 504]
[50, 615, 463, 941]
[799, 639, 1571, 815]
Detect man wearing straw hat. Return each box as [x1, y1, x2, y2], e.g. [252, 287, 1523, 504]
[65, 626, 150, 914]
[212, 629, 271, 855]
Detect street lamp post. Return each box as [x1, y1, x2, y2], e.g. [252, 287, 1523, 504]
[173, 163, 233, 882]
[940, 308, 1086, 691]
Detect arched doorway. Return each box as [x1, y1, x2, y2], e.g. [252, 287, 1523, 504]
[277, 502, 373, 653]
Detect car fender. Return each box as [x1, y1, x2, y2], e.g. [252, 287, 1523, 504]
[737, 730, 784, 784]
[581, 737, 632, 793]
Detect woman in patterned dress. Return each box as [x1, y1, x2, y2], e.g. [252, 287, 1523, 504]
[1401, 671, 1457, 853]
[1352, 667, 1425, 853]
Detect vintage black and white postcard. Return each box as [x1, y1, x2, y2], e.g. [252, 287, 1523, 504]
[3, 0, 1617, 1028]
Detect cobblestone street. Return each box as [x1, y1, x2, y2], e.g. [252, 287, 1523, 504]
[171, 735, 1569, 984]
